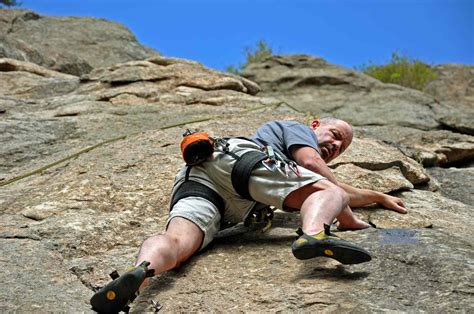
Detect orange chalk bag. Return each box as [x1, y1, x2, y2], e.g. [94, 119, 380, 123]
[180, 129, 215, 165]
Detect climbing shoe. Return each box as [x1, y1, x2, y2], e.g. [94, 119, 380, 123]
[291, 224, 372, 264]
[90, 261, 155, 313]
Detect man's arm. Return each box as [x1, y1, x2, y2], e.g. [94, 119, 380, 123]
[290, 145, 407, 213]
[338, 182, 407, 213]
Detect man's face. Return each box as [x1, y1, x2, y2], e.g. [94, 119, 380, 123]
[313, 120, 353, 163]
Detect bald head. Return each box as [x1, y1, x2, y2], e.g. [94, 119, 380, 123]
[311, 117, 353, 162]
[319, 118, 353, 138]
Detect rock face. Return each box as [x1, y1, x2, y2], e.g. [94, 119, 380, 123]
[1, 12, 473, 313]
[0, 58, 79, 99]
[427, 166, 474, 206]
[356, 126, 474, 167]
[242, 55, 439, 130]
[424, 64, 474, 105]
[242, 55, 474, 168]
[424, 64, 474, 135]
[0, 9, 158, 76]
[0, 56, 269, 178]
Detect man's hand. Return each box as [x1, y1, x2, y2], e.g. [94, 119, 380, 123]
[378, 194, 407, 214]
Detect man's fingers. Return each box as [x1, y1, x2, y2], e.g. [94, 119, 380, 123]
[393, 205, 407, 214]
[396, 199, 405, 208]
[381, 196, 407, 213]
[391, 201, 407, 214]
[390, 197, 407, 213]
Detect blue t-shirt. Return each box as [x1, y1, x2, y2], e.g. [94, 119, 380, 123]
[250, 120, 321, 161]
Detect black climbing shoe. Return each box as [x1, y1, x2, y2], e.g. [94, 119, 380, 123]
[90, 261, 155, 313]
[291, 224, 372, 264]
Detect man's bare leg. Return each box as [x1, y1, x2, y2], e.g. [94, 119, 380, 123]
[90, 217, 203, 312]
[284, 180, 349, 234]
[135, 217, 204, 289]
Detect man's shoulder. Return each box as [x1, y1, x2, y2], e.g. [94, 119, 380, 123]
[280, 121, 312, 132]
[263, 120, 314, 137]
[253, 120, 311, 139]
[267, 120, 303, 128]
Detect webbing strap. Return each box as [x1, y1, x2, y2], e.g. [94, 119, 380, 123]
[170, 180, 224, 214]
[231, 150, 267, 200]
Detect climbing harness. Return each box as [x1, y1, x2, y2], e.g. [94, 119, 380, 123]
[177, 131, 303, 233]
[179, 132, 303, 202]
[218, 138, 302, 201]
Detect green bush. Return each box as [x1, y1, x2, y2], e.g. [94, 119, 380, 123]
[0, 0, 21, 7]
[359, 52, 438, 90]
[227, 40, 273, 75]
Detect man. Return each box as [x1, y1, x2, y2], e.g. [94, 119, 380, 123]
[90, 118, 407, 312]
[251, 118, 407, 232]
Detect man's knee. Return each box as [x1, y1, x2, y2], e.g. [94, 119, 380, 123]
[314, 180, 349, 206]
[141, 234, 177, 256]
[140, 233, 185, 268]
[284, 180, 349, 209]
[328, 182, 349, 207]
[167, 217, 204, 259]
[162, 233, 184, 252]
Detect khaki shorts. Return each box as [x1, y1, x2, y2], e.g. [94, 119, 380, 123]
[167, 138, 325, 249]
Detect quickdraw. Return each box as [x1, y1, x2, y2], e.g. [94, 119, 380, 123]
[261, 146, 301, 177]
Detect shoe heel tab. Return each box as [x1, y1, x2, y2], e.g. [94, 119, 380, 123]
[109, 270, 120, 280]
[146, 269, 155, 278]
[323, 224, 332, 236]
[138, 261, 150, 268]
[137, 261, 155, 277]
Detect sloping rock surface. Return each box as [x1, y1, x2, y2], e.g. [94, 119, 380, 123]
[2, 115, 472, 312]
[0, 14, 473, 313]
[0, 9, 158, 75]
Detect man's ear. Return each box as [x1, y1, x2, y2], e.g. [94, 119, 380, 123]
[311, 119, 321, 129]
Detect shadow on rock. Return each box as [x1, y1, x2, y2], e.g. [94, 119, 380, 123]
[212, 228, 296, 249]
[294, 263, 370, 282]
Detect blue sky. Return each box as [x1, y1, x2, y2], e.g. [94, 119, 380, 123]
[19, 0, 473, 71]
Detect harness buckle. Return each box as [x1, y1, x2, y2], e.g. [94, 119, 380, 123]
[261, 145, 278, 171]
[212, 137, 229, 152]
[262, 159, 277, 171]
